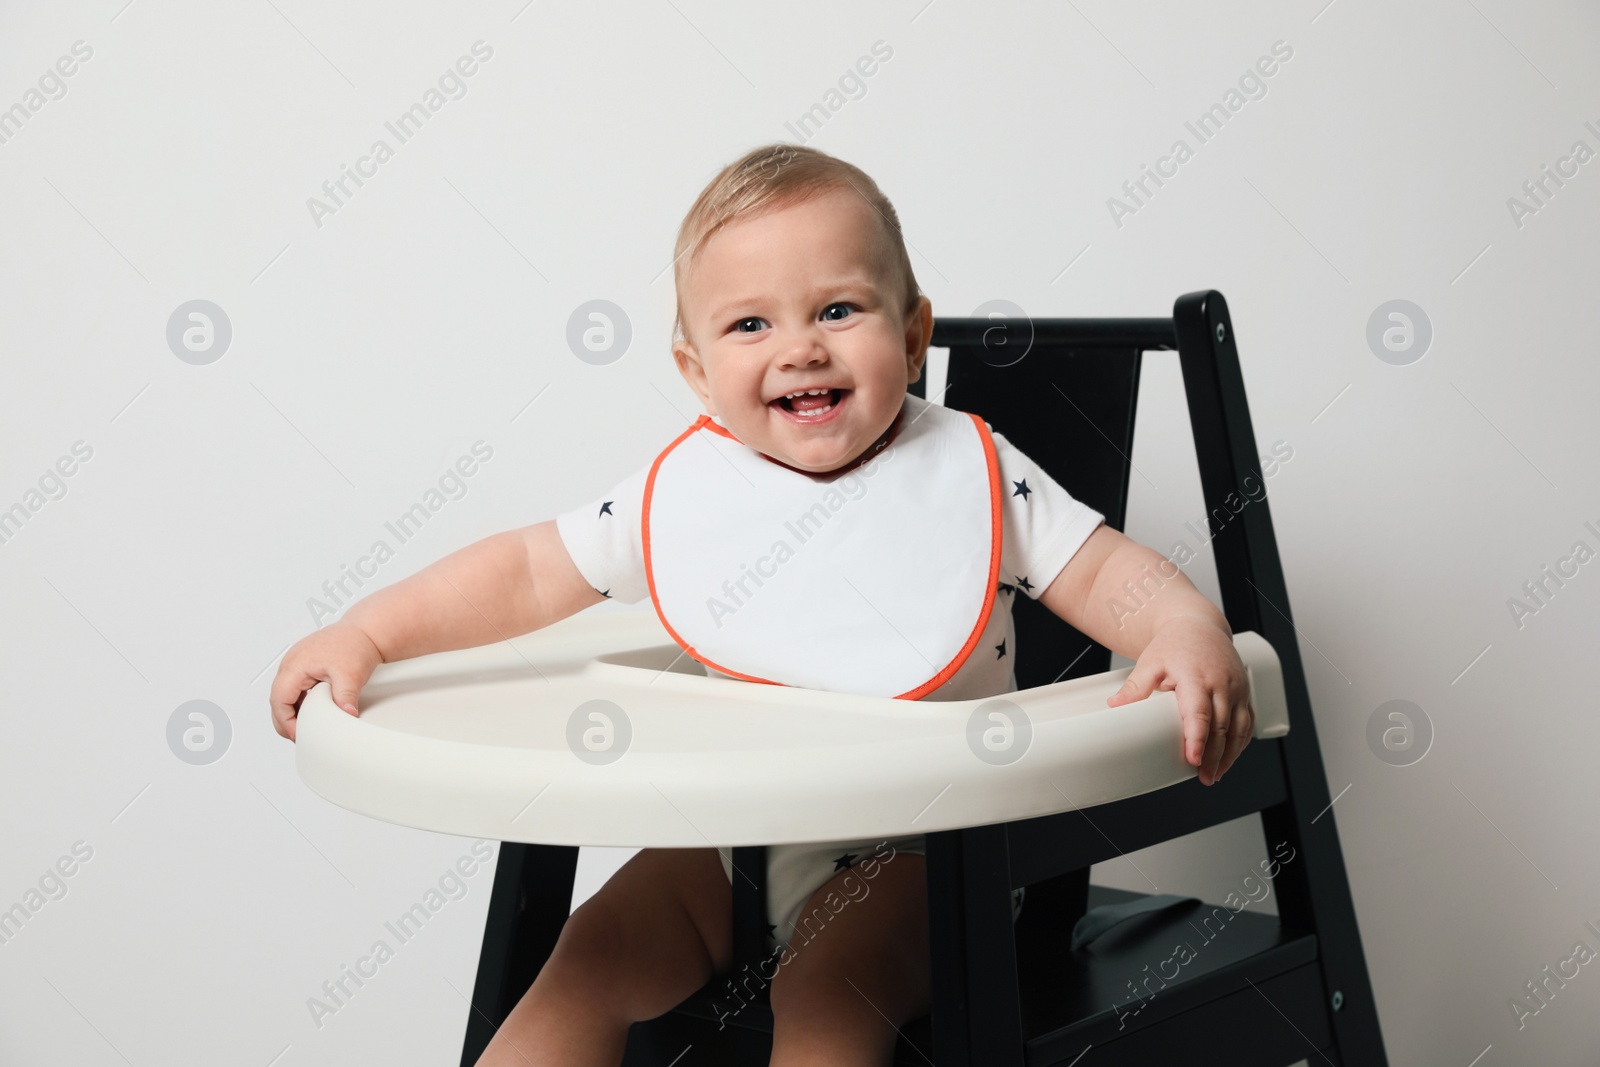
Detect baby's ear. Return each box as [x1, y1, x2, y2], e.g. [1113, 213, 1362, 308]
[908, 347, 929, 385]
[904, 296, 933, 376]
[671, 342, 716, 412]
[671, 340, 702, 382]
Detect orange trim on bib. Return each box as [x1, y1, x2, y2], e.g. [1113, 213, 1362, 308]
[642, 407, 1004, 700]
[697, 416, 735, 441]
[901, 410, 1002, 699]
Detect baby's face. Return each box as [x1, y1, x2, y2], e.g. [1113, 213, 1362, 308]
[672, 187, 931, 475]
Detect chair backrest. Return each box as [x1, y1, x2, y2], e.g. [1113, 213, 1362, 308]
[903, 294, 1388, 1065]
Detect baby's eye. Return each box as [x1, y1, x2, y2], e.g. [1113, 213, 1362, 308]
[821, 302, 855, 321]
[733, 317, 766, 333]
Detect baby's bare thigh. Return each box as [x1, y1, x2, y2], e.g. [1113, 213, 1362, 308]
[769, 852, 931, 1032]
[547, 847, 733, 1022]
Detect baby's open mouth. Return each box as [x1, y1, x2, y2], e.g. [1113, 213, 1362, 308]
[773, 388, 847, 418]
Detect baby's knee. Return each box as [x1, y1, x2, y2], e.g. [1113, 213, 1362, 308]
[769, 963, 900, 1060]
[542, 900, 634, 999]
[769, 955, 853, 1023]
[547, 882, 722, 1025]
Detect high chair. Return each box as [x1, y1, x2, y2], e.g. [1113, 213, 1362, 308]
[295, 290, 1387, 1065]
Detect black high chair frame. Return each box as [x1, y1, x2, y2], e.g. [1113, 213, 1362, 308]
[459, 290, 1389, 1066]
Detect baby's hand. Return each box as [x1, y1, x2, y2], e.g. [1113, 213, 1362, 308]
[269, 621, 383, 743]
[1104, 616, 1254, 786]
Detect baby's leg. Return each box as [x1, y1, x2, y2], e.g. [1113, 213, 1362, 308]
[767, 852, 930, 1067]
[473, 847, 732, 1067]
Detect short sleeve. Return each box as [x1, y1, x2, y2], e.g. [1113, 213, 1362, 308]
[553, 463, 651, 604]
[991, 429, 1105, 600]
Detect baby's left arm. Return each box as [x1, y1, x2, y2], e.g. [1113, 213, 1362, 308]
[1037, 525, 1254, 786]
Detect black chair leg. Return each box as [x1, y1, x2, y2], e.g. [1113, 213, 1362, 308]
[926, 826, 1028, 1067]
[728, 845, 771, 978]
[926, 829, 972, 1067]
[460, 843, 579, 1067]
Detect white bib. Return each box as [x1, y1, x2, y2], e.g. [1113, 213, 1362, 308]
[643, 395, 1003, 698]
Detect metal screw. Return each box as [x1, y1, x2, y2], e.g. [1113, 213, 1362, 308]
[1215, 322, 1227, 344]
[1331, 990, 1344, 1011]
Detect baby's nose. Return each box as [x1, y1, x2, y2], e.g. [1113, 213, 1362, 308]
[777, 338, 829, 367]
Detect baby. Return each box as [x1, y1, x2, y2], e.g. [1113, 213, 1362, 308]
[271, 143, 1255, 1067]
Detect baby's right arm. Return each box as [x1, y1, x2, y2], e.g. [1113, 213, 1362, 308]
[268, 520, 605, 741]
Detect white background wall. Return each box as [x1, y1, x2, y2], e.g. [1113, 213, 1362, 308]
[1, 0, 1596, 1064]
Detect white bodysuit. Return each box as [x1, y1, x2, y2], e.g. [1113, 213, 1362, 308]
[556, 391, 1107, 953]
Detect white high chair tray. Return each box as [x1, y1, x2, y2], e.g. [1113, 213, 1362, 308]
[295, 609, 1290, 848]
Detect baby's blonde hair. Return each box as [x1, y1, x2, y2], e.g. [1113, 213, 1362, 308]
[671, 143, 922, 347]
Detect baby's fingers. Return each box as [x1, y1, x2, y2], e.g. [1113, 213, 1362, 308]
[324, 671, 363, 718]
[1218, 698, 1255, 779]
[269, 670, 308, 742]
[269, 696, 300, 743]
[269, 673, 359, 744]
[1174, 679, 1215, 772]
[1193, 691, 1231, 784]
[1202, 692, 1235, 783]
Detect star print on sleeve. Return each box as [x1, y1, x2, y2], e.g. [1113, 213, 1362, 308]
[553, 462, 653, 605]
[831, 850, 859, 872]
[990, 429, 1106, 603]
[591, 499, 618, 597]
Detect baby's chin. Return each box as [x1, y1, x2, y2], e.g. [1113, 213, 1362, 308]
[782, 454, 858, 475]
[765, 434, 890, 477]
